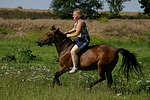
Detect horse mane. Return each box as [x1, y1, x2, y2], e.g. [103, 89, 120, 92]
[56, 28, 72, 42]
[52, 27, 74, 49]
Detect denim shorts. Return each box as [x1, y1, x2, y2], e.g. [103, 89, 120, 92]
[73, 36, 90, 49]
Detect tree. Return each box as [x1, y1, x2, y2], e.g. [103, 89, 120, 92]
[138, 0, 150, 14]
[50, 0, 103, 19]
[106, 0, 131, 17]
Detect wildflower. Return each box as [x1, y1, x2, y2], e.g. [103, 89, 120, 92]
[137, 80, 142, 85]
[47, 69, 50, 72]
[5, 72, 9, 75]
[147, 86, 150, 90]
[79, 75, 82, 79]
[146, 80, 150, 83]
[27, 78, 31, 81]
[1, 65, 7, 69]
[17, 71, 20, 74]
[91, 75, 95, 78]
[117, 93, 121, 96]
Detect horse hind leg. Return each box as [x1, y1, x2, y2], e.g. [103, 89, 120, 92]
[89, 64, 106, 88]
[106, 71, 113, 88]
[106, 57, 119, 88]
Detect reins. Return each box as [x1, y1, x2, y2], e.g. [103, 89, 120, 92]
[54, 36, 73, 53]
[54, 38, 67, 45]
[52, 30, 73, 52]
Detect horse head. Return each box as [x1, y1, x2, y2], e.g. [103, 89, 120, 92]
[37, 25, 68, 46]
[37, 25, 58, 46]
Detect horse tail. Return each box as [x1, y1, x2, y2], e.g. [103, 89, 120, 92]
[118, 48, 143, 80]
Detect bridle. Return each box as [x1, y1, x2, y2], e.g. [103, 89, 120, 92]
[39, 29, 73, 53]
[40, 30, 68, 46]
[54, 38, 67, 45]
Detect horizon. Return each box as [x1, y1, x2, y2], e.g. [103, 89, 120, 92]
[0, 0, 144, 12]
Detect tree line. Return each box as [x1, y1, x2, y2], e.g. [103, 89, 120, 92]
[50, 0, 150, 19]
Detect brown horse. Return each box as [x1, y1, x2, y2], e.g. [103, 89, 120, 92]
[37, 26, 142, 88]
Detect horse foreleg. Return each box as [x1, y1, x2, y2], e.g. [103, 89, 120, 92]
[52, 71, 63, 88]
[52, 66, 69, 88]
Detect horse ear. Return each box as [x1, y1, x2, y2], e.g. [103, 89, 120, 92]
[56, 28, 60, 32]
[50, 25, 56, 30]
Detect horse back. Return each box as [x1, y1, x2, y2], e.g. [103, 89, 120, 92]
[79, 44, 118, 69]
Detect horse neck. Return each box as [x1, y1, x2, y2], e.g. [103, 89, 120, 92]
[54, 31, 73, 53]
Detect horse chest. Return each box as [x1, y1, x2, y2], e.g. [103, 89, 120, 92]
[59, 52, 72, 66]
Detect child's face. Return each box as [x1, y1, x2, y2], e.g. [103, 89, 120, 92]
[73, 11, 79, 21]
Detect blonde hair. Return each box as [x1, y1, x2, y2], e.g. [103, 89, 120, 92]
[74, 9, 84, 19]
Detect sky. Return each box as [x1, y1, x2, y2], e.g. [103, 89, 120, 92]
[0, 0, 143, 12]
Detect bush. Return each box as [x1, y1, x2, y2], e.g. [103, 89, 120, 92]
[1, 53, 16, 62]
[17, 47, 41, 63]
[98, 17, 109, 23]
[1, 47, 42, 63]
[135, 13, 150, 19]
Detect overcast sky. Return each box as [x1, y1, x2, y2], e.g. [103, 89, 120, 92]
[0, 0, 143, 12]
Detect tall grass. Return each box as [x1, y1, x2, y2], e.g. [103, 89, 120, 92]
[0, 31, 149, 100]
[0, 18, 150, 40]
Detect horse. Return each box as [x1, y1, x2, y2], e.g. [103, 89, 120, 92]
[37, 26, 142, 88]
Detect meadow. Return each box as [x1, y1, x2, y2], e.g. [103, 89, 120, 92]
[0, 31, 150, 100]
[0, 9, 150, 100]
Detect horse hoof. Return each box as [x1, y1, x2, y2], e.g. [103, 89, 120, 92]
[52, 84, 55, 88]
[58, 83, 62, 86]
[51, 83, 55, 88]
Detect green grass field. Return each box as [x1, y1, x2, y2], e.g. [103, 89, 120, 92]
[0, 33, 150, 100]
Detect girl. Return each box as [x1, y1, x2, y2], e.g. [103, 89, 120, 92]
[64, 9, 90, 73]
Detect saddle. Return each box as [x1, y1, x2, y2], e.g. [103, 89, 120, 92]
[77, 45, 95, 57]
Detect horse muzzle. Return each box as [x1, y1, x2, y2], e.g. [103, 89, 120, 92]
[37, 41, 44, 46]
[37, 41, 52, 46]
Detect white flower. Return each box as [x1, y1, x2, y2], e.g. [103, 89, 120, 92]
[117, 93, 121, 96]
[5, 72, 9, 75]
[1, 66, 7, 69]
[18, 71, 20, 74]
[137, 80, 142, 85]
[146, 80, 150, 83]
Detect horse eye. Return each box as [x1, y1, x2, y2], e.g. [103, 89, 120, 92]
[47, 34, 50, 36]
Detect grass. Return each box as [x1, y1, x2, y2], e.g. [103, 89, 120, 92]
[0, 32, 149, 100]
[0, 10, 150, 99]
